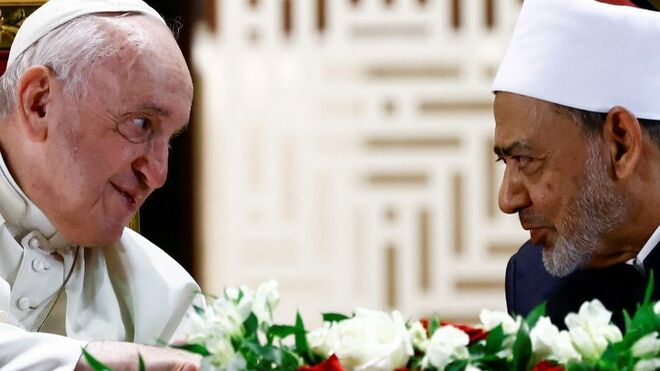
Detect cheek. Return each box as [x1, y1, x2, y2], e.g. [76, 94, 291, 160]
[527, 179, 561, 216]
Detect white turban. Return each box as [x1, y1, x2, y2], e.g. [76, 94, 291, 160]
[493, 0, 660, 120]
[8, 0, 165, 67]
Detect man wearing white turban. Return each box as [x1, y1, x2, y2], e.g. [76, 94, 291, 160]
[0, 0, 202, 369]
[495, 0, 660, 328]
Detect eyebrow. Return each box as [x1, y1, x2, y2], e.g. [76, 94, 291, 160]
[140, 104, 171, 118]
[493, 141, 533, 157]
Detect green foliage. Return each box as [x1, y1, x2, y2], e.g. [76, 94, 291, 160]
[511, 324, 531, 371]
[171, 343, 211, 356]
[485, 325, 505, 354]
[80, 349, 146, 371]
[428, 315, 441, 337]
[294, 311, 323, 366]
[138, 278, 660, 371]
[138, 354, 145, 371]
[445, 359, 468, 371]
[322, 312, 350, 323]
[525, 303, 546, 329]
[81, 349, 112, 371]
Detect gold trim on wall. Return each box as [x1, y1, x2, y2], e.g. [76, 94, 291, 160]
[128, 211, 140, 233]
[0, 1, 44, 49]
[0, 1, 44, 5]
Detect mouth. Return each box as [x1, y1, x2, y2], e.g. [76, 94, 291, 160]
[111, 183, 139, 212]
[528, 228, 550, 246]
[521, 224, 554, 247]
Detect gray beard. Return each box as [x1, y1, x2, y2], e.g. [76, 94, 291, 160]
[542, 142, 629, 277]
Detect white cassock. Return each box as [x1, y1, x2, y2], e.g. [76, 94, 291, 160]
[0, 153, 203, 370]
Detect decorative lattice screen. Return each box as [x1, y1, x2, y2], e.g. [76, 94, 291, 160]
[193, 0, 526, 324]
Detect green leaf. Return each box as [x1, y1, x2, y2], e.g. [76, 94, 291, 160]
[192, 304, 205, 316]
[268, 324, 299, 339]
[171, 343, 211, 356]
[566, 362, 592, 371]
[138, 354, 145, 371]
[445, 359, 468, 371]
[597, 344, 620, 371]
[81, 348, 113, 371]
[279, 348, 303, 369]
[243, 313, 259, 337]
[485, 324, 505, 354]
[511, 324, 531, 371]
[322, 312, 350, 323]
[428, 315, 440, 337]
[524, 302, 546, 328]
[643, 270, 655, 306]
[294, 311, 316, 363]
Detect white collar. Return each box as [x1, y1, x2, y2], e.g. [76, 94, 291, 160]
[628, 225, 660, 275]
[0, 152, 71, 250]
[637, 226, 660, 265]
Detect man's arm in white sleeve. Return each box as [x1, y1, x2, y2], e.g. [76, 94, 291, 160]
[0, 323, 86, 371]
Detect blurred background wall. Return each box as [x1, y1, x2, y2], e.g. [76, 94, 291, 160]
[188, 0, 527, 324]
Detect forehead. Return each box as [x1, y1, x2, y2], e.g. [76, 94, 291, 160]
[493, 92, 582, 149]
[88, 16, 193, 124]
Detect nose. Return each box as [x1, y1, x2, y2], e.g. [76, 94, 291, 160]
[498, 164, 531, 214]
[133, 140, 169, 189]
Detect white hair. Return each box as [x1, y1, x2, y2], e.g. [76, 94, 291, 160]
[0, 12, 150, 118]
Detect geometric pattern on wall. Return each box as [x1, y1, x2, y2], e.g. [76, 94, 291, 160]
[193, 0, 527, 324]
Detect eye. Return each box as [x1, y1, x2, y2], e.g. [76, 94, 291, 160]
[117, 116, 152, 143]
[131, 117, 147, 130]
[515, 156, 531, 168]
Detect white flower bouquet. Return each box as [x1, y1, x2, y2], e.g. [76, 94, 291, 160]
[84, 279, 660, 371]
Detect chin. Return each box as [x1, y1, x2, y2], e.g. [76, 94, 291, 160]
[63, 223, 126, 247]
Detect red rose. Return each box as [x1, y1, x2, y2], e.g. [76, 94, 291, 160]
[420, 318, 430, 331]
[440, 322, 488, 345]
[298, 355, 345, 371]
[531, 360, 564, 371]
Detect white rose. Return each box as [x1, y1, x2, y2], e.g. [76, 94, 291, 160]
[479, 309, 522, 359]
[311, 308, 413, 370]
[530, 317, 581, 364]
[632, 332, 660, 358]
[465, 365, 483, 371]
[654, 302, 660, 315]
[634, 358, 660, 371]
[479, 309, 521, 335]
[408, 320, 429, 352]
[422, 325, 470, 370]
[565, 300, 622, 362]
[205, 336, 239, 368]
[209, 299, 249, 336]
[308, 322, 336, 357]
[222, 286, 254, 322]
[253, 280, 280, 328]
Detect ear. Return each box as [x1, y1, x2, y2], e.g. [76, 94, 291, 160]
[603, 106, 643, 180]
[16, 65, 54, 142]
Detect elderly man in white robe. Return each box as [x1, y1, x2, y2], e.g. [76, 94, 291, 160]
[0, 0, 202, 369]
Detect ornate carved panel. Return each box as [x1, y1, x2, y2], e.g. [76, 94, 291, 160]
[194, 0, 527, 324]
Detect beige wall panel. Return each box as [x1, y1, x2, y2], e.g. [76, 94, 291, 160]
[193, 0, 527, 324]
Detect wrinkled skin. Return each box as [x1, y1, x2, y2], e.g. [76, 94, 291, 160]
[493, 92, 659, 276]
[1, 15, 193, 246]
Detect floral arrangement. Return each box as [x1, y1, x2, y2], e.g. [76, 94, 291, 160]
[175, 280, 660, 371]
[82, 279, 660, 370]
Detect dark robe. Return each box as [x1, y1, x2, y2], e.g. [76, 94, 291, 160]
[505, 240, 660, 329]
